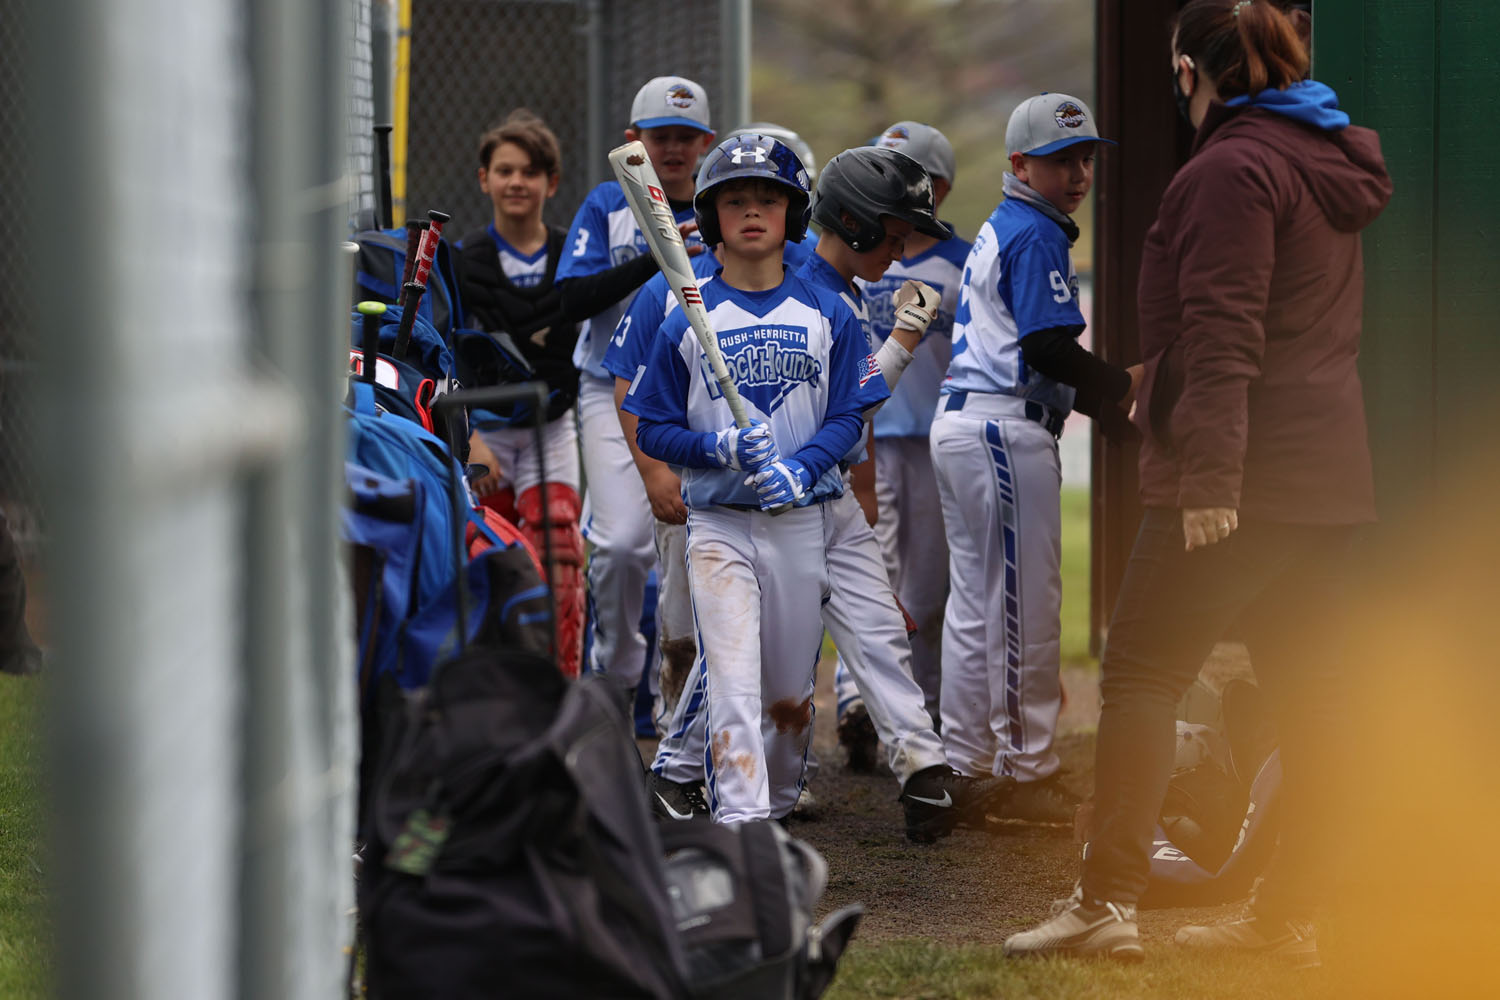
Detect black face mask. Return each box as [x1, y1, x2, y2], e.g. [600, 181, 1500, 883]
[1171, 61, 1196, 126]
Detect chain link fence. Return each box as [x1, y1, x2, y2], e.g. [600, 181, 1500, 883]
[402, 0, 745, 243]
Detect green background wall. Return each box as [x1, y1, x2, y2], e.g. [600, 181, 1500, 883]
[1315, 0, 1500, 524]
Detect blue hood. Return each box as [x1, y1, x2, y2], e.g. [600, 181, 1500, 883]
[1224, 79, 1349, 131]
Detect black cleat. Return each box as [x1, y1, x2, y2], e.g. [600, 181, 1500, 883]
[647, 771, 709, 821]
[838, 701, 880, 773]
[992, 773, 1081, 826]
[900, 766, 1013, 844]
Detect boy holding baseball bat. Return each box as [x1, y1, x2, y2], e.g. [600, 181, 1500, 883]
[623, 133, 887, 824]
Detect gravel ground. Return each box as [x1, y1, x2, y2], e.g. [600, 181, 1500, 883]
[641, 650, 1252, 950]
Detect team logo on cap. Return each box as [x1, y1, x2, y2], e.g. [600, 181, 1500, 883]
[665, 83, 697, 109]
[1054, 101, 1087, 129]
[877, 125, 910, 148]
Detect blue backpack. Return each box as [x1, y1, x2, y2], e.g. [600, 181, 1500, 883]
[344, 380, 550, 704]
[347, 303, 463, 440]
[353, 227, 464, 340]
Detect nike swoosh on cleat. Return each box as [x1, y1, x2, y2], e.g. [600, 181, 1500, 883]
[654, 792, 694, 821]
[905, 791, 953, 808]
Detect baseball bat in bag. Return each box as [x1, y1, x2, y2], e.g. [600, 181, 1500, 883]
[391, 210, 449, 361]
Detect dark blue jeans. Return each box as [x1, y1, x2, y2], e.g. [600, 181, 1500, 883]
[1081, 507, 1354, 916]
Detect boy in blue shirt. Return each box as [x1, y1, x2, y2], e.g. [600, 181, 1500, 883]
[623, 133, 886, 823]
[932, 93, 1140, 825]
[557, 76, 715, 698]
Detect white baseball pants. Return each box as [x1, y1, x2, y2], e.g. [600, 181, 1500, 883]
[475, 409, 580, 495]
[577, 376, 655, 688]
[655, 489, 947, 792]
[687, 504, 828, 824]
[871, 434, 949, 719]
[930, 397, 1063, 783]
[652, 519, 695, 734]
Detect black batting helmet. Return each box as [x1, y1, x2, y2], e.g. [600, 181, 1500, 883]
[811, 147, 952, 252]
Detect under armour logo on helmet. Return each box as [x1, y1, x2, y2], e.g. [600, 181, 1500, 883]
[730, 145, 767, 164]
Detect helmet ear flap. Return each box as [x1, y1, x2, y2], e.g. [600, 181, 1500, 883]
[693, 188, 721, 247]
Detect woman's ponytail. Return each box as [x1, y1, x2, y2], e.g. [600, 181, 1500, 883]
[1176, 0, 1310, 97]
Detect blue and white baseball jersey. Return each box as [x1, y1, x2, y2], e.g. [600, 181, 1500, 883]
[487, 225, 548, 289]
[797, 252, 875, 350]
[796, 252, 881, 465]
[623, 272, 887, 508]
[557, 180, 703, 379]
[602, 235, 818, 382]
[856, 233, 972, 438]
[602, 252, 721, 382]
[943, 198, 1084, 414]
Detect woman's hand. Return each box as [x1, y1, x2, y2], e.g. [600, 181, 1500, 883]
[1120, 363, 1144, 412]
[1182, 506, 1237, 551]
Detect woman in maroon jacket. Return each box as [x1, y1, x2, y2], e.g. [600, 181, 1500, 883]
[1005, 0, 1391, 963]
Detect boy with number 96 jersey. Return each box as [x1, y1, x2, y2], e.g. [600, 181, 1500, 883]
[624, 133, 887, 824]
[933, 93, 1140, 823]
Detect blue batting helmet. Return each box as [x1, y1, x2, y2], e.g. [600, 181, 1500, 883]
[693, 133, 812, 246]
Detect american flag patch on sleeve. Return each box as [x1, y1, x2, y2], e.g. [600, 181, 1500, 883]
[858, 353, 881, 387]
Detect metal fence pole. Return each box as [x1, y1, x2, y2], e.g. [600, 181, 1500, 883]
[33, 0, 354, 996]
[243, 0, 355, 996]
[719, 0, 752, 133]
[584, 0, 608, 191]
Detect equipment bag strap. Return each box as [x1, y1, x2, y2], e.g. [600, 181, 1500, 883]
[739, 821, 793, 960]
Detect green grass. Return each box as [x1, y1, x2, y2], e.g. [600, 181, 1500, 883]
[1060, 485, 1094, 667]
[0, 678, 46, 999]
[825, 938, 1338, 1000]
[822, 485, 1096, 669]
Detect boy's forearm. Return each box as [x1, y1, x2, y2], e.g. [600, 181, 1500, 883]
[635, 417, 717, 469]
[615, 378, 678, 483]
[559, 255, 660, 321]
[790, 409, 864, 483]
[1018, 326, 1131, 405]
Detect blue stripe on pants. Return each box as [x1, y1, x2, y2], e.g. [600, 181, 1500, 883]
[985, 421, 1026, 760]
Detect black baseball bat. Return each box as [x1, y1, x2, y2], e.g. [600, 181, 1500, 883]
[374, 124, 394, 230]
[399, 220, 427, 294]
[356, 301, 386, 383]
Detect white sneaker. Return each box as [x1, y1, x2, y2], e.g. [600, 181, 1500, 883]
[790, 785, 820, 821]
[1175, 911, 1320, 968]
[1003, 887, 1144, 961]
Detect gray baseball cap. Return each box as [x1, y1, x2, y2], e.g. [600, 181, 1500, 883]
[1005, 93, 1115, 157]
[875, 121, 956, 182]
[630, 76, 713, 133]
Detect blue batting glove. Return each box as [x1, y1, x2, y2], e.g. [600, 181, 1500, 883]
[711, 420, 778, 471]
[747, 458, 811, 510]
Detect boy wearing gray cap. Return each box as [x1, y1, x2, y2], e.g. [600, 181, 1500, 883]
[557, 76, 716, 698]
[930, 94, 1141, 824]
[830, 122, 969, 764]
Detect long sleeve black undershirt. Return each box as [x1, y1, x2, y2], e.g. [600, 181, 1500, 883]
[1018, 326, 1131, 418]
[558, 195, 696, 322]
[558, 253, 660, 323]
